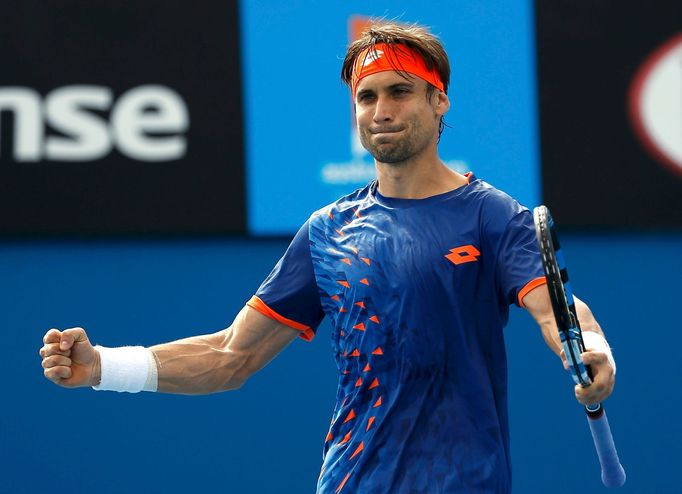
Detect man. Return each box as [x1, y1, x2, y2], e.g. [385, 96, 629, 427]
[40, 22, 616, 493]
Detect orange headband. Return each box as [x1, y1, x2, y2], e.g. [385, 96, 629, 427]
[351, 42, 444, 97]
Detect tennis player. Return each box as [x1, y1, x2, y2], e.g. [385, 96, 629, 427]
[40, 22, 617, 493]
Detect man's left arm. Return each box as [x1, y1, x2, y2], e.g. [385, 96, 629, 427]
[522, 285, 616, 406]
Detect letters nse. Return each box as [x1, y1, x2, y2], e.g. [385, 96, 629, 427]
[0, 85, 189, 162]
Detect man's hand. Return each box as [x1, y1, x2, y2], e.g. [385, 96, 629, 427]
[523, 287, 616, 406]
[574, 346, 615, 406]
[40, 327, 100, 388]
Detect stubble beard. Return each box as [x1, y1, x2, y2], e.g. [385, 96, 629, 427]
[359, 118, 433, 166]
[361, 135, 413, 164]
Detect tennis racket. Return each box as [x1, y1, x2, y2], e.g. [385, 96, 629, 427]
[533, 205, 626, 488]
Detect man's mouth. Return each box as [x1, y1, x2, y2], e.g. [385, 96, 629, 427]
[370, 126, 404, 134]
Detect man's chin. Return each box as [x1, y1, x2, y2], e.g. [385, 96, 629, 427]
[360, 139, 409, 164]
[373, 154, 409, 166]
[367, 145, 402, 164]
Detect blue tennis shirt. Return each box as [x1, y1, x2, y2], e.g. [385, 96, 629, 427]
[248, 175, 545, 493]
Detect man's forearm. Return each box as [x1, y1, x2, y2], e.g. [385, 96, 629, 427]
[88, 306, 299, 395]
[574, 296, 604, 336]
[151, 329, 249, 395]
[539, 321, 562, 357]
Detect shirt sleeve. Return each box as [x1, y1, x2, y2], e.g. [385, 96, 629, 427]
[247, 220, 324, 341]
[495, 210, 547, 307]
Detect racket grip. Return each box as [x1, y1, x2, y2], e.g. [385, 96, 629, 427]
[586, 409, 626, 488]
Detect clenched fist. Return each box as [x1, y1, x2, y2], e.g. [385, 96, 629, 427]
[40, 327, 100, 388]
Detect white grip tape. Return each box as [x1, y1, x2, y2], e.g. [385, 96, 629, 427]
[582, 331, 616, 375]
[93, 345, 158, 393]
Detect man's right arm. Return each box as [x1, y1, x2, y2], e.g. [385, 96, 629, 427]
[40, 305, 300, 394]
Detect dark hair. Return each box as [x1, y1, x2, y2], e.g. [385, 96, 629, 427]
[341, 21, 450, 94]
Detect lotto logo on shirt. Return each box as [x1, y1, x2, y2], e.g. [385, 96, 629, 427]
[445, 245, 481, 265]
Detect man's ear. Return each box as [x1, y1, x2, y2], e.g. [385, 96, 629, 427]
[435, 91, 450, 116]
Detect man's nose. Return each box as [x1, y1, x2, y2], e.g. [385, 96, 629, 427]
[373, 96, 394, 122]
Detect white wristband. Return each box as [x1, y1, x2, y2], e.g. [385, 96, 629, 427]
[582, 331, 616, 375]
[93, 345, 158, 393]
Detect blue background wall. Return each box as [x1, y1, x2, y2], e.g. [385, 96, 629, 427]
[3, 234, 681, 493]
[242, 0, 540, 234]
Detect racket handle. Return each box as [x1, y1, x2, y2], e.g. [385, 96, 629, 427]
[586, 407, 626, 488]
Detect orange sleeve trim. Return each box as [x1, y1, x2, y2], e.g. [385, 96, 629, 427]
[518, 276, 547, 307]
[246, 295, 315, 341]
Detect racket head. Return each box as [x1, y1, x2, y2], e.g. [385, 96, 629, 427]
[533, 205, 590, 386]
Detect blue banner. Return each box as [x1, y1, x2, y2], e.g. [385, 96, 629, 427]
[242, 0, 540, 235]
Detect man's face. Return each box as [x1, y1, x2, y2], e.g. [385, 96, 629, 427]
[354, 71, 449, 165]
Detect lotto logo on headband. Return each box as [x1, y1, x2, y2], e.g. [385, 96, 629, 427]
[360, 48, 384, 68]
[351, 43, 444, 96]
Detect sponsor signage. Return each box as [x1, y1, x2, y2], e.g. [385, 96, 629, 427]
[242, 1, 540, 235]
[628, 33, 682, 179]
[0, 1, 245, 234]
[536, 0, 682, 227]
[0, 85, 188, 163]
